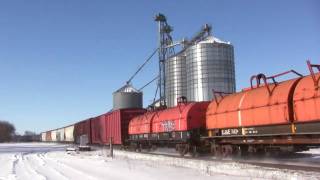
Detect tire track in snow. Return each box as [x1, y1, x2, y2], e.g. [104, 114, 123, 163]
[14, 153, 46, 180]
[29, 153, 69, 180]
[42, 153, 97, 180]
[21, 153, 47, 180]
[5, 154, 19, 180]
[0, 154, 18, 180]
[11, 154, 18, 175]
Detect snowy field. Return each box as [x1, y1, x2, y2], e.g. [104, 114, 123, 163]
[0, 143, 319, 180]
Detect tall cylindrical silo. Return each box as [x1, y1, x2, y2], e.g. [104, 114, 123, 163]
[165, 53, 187, 107]
[186, 36, 236, 102]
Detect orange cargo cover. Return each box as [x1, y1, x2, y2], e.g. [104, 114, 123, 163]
[207, 78, 302, 129]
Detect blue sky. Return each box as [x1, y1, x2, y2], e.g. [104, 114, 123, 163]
[0, 0, 319, 134]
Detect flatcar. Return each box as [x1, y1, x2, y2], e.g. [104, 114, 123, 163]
[205, 61, 320, 157]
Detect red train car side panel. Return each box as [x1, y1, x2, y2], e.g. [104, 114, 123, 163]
[128, 111, 157, 135]
[46, 131, 52, 141]
[91, 108, 146, 145]
[91, 116, 104, 144]
[74, 119, 92, 144]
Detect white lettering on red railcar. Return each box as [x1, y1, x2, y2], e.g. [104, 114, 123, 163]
[221, 128, 239, 136]
[161, 120, 175, 132]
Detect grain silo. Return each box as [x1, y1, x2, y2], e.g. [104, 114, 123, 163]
[165, 53, 187, 107]
[113, 84, 143, 110]
[186, 36, 235, 102]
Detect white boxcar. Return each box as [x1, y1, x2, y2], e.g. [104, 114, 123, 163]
[41, 132, 46, 141]
[51, 130, 57, 142]
[64, 125, 74, 142]
[56, 128, 65, 142]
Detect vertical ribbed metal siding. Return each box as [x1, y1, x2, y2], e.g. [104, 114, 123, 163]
[51, 130, 57, 142]
[46, 131, 52, 142]
[186, 43, 235, 102]
[64, 125, 74, 142]
[41, 133, 46, 141]
[113, 92, 143, 110]
[165, 54, 187, 107]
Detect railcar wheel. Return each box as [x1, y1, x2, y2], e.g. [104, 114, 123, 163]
[232, 146, 242, 159]
[151, 145, 157, 151]
[177, 144, 188, 157]
[211, 144, 222, 159]
[190, 146, 199, 158]
[135, 143, 142, 152]
[222, 145, 233, 158]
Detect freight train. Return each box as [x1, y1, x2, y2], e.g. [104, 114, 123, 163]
[41, 61, 320, 157]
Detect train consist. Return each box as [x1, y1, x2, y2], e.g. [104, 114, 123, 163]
[41, 61, 320, 157]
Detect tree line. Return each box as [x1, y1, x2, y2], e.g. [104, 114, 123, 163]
[0, 121, 40, 142]
[0, 120, 15, 142]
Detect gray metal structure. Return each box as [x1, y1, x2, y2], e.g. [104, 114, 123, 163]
[155, 13, 175, 107]
[165, 53, 187, 107]
[113, 84, 143, 110]
[186, 36, 236, 102]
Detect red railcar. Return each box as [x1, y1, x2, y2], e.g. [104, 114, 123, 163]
[91, 108, 146, 145]
[128, 111, 157, 140]
[74, 118, 92, 144]
[129, 99, 209, 141]
[151, 101, 210, 141]
[46, 131, 52, 142]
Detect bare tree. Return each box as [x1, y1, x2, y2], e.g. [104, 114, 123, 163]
[0, 120, 15, 142]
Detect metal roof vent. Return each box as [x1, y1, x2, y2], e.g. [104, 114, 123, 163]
[115, 84, 140, 93]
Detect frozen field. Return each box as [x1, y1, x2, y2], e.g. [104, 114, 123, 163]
[0, 143, 319, 180]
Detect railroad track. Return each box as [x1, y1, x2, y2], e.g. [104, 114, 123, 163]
[130, 150, 320, 173]
[87, 145, 320, 172]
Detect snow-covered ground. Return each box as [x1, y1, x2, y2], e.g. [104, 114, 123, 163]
[0, 143, 319, 180]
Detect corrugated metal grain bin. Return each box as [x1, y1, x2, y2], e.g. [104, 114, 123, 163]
[56, 128, 65, 142]
[46, 131, 52, 142]
[51, 130, 57, 142]
[91, 108, 146, 145]
[74, 119, 92, 144]
[41, 132, 46, 141]
[64, 125, 74, 142]
[113, 85, 143, 110]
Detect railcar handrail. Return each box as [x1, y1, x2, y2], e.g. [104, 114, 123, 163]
[212, 89, 232, 105]
[177, 96, 188, 104]
[307, 60, 320, 88]
[250, 73, 272, 95]
[266, 70, 303, 84]
[250, 69, 303, 95]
